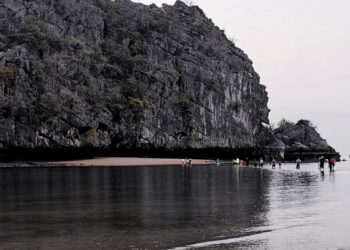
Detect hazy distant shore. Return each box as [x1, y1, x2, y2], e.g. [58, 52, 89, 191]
[0, 157, 216, 168]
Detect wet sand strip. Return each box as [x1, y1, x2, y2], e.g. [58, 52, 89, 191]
[0, 157, 215, 167]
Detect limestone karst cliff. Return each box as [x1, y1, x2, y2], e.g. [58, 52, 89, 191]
[0, 0, 338, 160]
[263, 120, 339, 160]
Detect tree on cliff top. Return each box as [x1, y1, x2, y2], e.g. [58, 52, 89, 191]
[277, 118, 294, 130]
[296, 119, 317, 129]
[276, 119, 318, 130]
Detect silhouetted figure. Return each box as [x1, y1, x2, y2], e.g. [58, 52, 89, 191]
[188, 159, 192, 167]
[278, 161, 282, 169]
[271, 158, 277, 169]
[296, 157, 301, 169]
[319, 156, 325, 173]
[254, 159, 258, 167]
[329, 157, 336, 171]
[259, 158, 264, 168]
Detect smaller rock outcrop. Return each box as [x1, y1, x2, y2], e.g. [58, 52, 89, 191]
[263, 120, 339, 161]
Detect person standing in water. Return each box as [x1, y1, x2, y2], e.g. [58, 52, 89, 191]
[296, 157, 301, 169]
[278, 160, 282, 169]
[319, 156, 325, 172]
[259, 158, 264, 168]
[271, 158, 277, 169]
[328, 157, 336, 171]
[331, 158, 336, 171]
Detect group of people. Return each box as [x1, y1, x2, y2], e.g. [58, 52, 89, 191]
[295, 156, 336, 171]
[231, 158, 260, 167]
[231, 158, 250, 166]
[182, 156, 337, 171]
[317, 156, 336, 172]
[232, 158, 282, 168]
[270, 158, 283, 169]
[181, 158, 192, 167]
[236, 156, 337, 171]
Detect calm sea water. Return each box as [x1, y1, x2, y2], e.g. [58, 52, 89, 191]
[0, 162, 349, 250]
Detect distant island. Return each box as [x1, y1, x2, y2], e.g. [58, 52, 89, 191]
[0, 0, 339, 162]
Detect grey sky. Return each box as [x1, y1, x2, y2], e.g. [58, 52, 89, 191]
[136, 0, 350, 157]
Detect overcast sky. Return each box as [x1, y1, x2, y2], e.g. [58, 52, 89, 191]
[136, 0, 350, 157]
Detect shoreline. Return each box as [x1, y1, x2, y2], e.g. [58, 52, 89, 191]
[0, 157, 339, 168]
[0, 157, 216, 168]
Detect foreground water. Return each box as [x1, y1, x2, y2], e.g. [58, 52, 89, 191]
[0, 162, 349, 250]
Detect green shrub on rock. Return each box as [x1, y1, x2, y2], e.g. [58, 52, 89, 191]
[123, 77, 143, 98]
[0, 66, 16, 82]
[85, 128, 99, 137]
[37, 92, 61, 118]
[127, 97, 148, 110]
[173, 93, 192, 114]
[17, 17, 45, 48]
[128, 55, 144, 65]
[0, 66, 17, 94]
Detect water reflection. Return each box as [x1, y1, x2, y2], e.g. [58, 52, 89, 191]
[0, 165, 272, 249]
[172, 163, 350, 250]
[1, 163, 349, 249]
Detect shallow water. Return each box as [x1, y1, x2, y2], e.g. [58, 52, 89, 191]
[0, 162, 349, 249]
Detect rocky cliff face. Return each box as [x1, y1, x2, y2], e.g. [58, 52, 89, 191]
[0, 0, 270, 158]
[263, 120, 339, 160]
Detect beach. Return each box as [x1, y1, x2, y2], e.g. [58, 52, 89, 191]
[0, 157, 215, 167]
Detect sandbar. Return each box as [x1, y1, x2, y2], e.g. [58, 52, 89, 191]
[0, 157, 215, 167]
